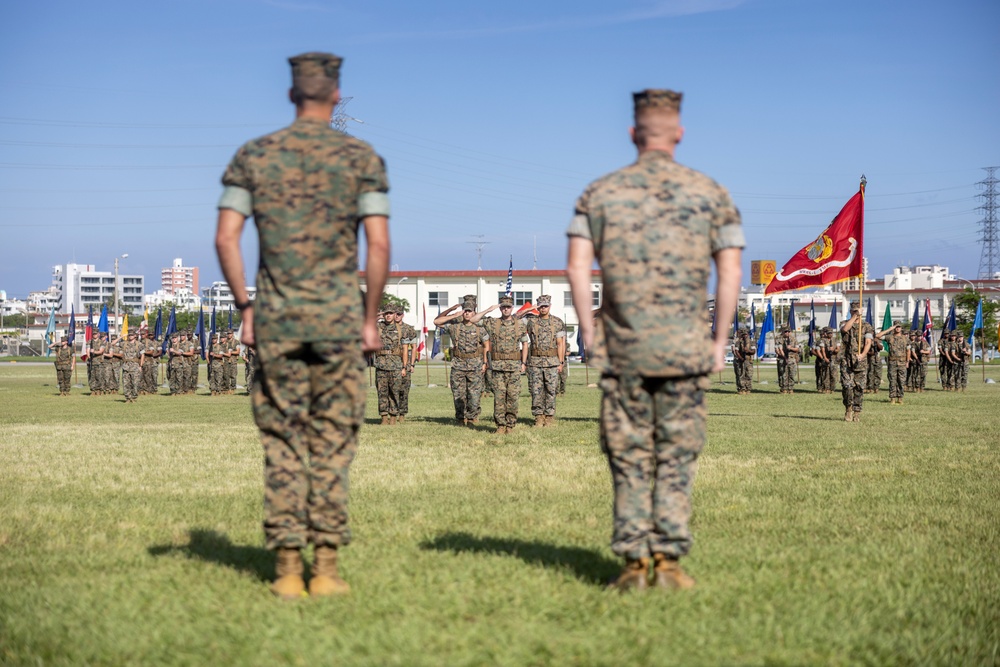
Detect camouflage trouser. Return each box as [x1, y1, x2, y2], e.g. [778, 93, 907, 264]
[253, 339, 366, 550]
[866, 356, 882, 391]
[732, 359, 745, 391]
[940, 360, 952, 389]
[815, 360, 827, 391]
[781, 359, 798, 390]
[169, 362, 187, 395]
[189, 361, 200, 392]
[55, 366, 72, 393]
[245, 361, 255, 393]
[887, 360, 906, 399]
[600, 373, 709, 560]
[121, 362, 141, 400]
[375, 368, 402, 416]
[491, 370, 522, 427]
[741, 362, 753, 391]
[825, 359, 839, 391]
[776, 358, 786, 388]
[528, 365, 558, 416]
[484, 367, 494, 395]
[90, 363, 103, 393]
[841, 361, 866, 413]
[101, 362, 118, 392]
[915, 362, 927, 390]
[226, 360, 237, 390]
[399, 373, 412, 415]
[450, 367, 484, 421]
[959, 361, 969, 389]
[209, 361, 225, 393]
[558, 362, 568, 394]
[141, 360, 158, 394]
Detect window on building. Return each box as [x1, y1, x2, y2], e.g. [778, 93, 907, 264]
[428, 292, 449, 307]
[512, 291, 532, 306]
[563, 290, 601, 307]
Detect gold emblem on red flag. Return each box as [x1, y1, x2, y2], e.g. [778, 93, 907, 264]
[806, 234, 833, 263]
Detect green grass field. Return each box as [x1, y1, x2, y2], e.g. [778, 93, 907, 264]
[1, 361, 998, 666]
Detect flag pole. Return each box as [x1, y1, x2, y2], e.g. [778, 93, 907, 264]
[856, 175, 867, 359]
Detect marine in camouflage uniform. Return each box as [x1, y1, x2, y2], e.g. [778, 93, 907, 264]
[167, 332, 187, 395]
[474, 295, 529, 433]
[119, 330, 144, 403]
[558, 318, 569, 395]
[393, 306, 418, 421]
[435, 298, 490, 425]
[103, 334, 121, 394]
[882, 322, 911, 404]
[89, 333, 106, 395]
[840, 303, 875, 421]
[826, 328, 841, 392]
[566, 88, 745, 591]
[141, 331, 161, 394]
[50, 334, 76, 395]
[525, 295, 565, 426]
[243, 344, 257, 393]
[225, 330, 239, 393]
[778, 328, 799, 394]
[911, 332, 930, 392]
[732, 328, 754, 394]
[938, 333, 953, 390]
[865, 330, 883, 394]
[209, 333, 227, 395]
[373, 306, 404, 423]
[955, 333, 971, 391]
[216, 51, 390, 599]
[813, 328, 830, 392]
[186, 331, 201, 394]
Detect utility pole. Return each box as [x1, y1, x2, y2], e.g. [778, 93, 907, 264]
[977, 166, 999, 279]
[467, 235, 491, 271]
[331, 97, 363, 134]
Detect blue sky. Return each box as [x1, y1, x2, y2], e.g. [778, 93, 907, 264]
[1, 0, 998, 299]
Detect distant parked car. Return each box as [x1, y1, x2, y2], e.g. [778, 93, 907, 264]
[973, 348, 998, 362]
[724, 352, 735, 364]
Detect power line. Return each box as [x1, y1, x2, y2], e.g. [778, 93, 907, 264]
[976, 166, 999, 279]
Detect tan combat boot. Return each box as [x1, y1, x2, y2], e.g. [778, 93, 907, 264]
[308, 545, 350, 597]
[607, 557, 649, 592]
[845, 409, 854, 422]
[389, 415, 397, 425]
[397, 415, 405, 424]
[271, 548, 306, 600]
[494, 425, 507, 435]
[545, 415, 556, 426]
[652, 553, 695, 590]
[535, 415, 545, 428]
[381, 415, 390, 426]
[853, 410, 862, 422]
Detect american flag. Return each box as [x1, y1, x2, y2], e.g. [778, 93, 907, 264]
[505, 256, 513, 297]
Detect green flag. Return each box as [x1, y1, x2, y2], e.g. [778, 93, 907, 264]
[881, 304, 892, 352]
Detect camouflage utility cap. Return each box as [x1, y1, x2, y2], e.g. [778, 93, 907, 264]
[462, 298, 476, 312]
[633, 89, 682, 114]
[288, 52, 342, 81]
[499, 295, 514, 307]
[536, 295, 552, 307]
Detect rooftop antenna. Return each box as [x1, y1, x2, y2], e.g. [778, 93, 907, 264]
[467, 235, 491, 271]
[533, 236, 538, 270]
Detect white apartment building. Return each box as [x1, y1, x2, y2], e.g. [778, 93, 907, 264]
[201, 281, 257, 310]
[51, 263, 145, 315]
[145, 288, 202, 312]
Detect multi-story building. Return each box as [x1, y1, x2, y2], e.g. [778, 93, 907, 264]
[51, 263, 145, 315]
[145, 288, 202, 312]
[201, 281, 256, 310]
[161, 258, 199, 296]
[27, 287, 61, 313]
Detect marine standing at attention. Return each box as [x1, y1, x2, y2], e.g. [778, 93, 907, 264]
[434, 298, 491, 426]
[472, 295, 530, 433]
[525, 295, 565, 427]
[567, 88, 744, 591]
[215, 51, 390, 599]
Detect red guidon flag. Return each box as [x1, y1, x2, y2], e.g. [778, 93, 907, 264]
[765, 178, 866, 295]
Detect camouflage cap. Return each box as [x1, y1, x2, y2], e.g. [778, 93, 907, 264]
[393, 304, 405, 315]
[536, 295, 552, 307]
[499, 295, 514, 307]
[633, 89, 683, 114]
[462, 298, 477, 312]
[849, 301, 860, 313]
[893, 321, 904, 327]
[462, 294, 477, 309]
[288, 52, 342, 82]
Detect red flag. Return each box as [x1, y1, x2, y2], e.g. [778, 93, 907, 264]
[515, 302, 539, 318]
[416, 304, 427, 360]
[765, 179, 866, 295]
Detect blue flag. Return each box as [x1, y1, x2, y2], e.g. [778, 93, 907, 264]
[228, 304, 233, 329]
[910, 300, 920, 331]
[943, 301, 957, 333]
[750, 302, 757, 340]
[195, 307, 206, 360]
[828, 302, 838, 329]
[577, 326, 586, 363]
[788, 301, 797, 331]
[865, 298, 874, 326]
[732, 306, 739, 338]
[756, 303, 774, 358]
[505, 256, 513, 297]
[98, 304, 109, 333]
[161, 306, 177, 355]
[68, 305, 76, 346]
[153, 308, 162, 340]
[432, 306, 442, 358]
[968, 299, 983, 345]
[44, 308, 57, 357]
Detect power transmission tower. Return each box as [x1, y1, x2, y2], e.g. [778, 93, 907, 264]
[331, 97, 363, 134]
[977, 166, 999, 279]
[467, 235, 491, 271]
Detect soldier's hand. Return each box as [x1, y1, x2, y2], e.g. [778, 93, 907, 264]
[362, 321, 382, 354]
